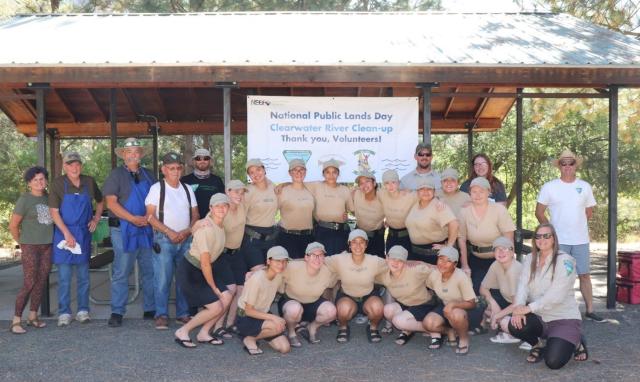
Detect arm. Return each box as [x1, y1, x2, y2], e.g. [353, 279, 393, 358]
[8, 213, 23, 243]
[105, 195, 147, 227]
[88, 200, 104, 233]
[244, 302, 285, 324]
[445, 219, 459, 247]
[176, 206, 199, 242]
[535, 202, 549, 224]
[50, 208, 76, 248]
[586, 206, 594, 220]
[145, 204, 181, 243]
[457, 236, 470, 274]
[443, 299, 476, 315]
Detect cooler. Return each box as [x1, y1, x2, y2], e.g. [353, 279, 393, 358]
[616, 278, 640, 305]
[617, 251, 640, 282]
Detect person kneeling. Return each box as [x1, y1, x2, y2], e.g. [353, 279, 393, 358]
[236, 246, 291, 355]
[424, 246, 477, 355]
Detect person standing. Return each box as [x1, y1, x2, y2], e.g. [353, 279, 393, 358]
[181, 148, 225, 220]
[535, 149, 603, 322]
[49, 152, 104, 326]
[9, 167, 54, 334]
[460, 154, 507, 205]
[103, 138, 157, 327]
[146, 152, 198, 330]
[400, 143, 441, 191]
[438, 168, 470, 217]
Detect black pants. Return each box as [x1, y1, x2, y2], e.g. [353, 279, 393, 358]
[508, 313, 576, 370]
[315, 225, 350, 256]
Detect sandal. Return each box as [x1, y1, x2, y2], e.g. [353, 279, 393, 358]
[197, 337, 224, 345]
[456, 344, 470, 356]
[527, 345, 545, 363]
[380, 321, 394, 335]
[213, 327, 233, 339]
[243, 345, 263, 356]
[574, 337, 589, 362]
[174, 337, 196, 348]
[297, 326, 320, 344]
[27, 319, 47, 329]
[10, 322, 26, 335]
[428, 336, 443, 350]
[469, 326, 488, 336]
[366, 326, 382, 343]
[288, 335, 302, 348]
[395, 331, 414, 346]
[336, 327, 350, 344]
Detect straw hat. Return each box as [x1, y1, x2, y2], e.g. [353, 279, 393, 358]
[552, 149, 583, 168]
[115, 138, 150, 159]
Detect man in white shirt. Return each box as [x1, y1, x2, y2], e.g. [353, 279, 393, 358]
[145, 152, 199, 330]
[535, 149, 603, 322]
[400, 142, 441, 191]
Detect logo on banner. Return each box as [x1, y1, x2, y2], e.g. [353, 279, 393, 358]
[354, 149, 375, 175]
[283, 150, 312, 165]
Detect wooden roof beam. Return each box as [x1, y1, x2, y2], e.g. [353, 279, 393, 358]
[85, 89, 108, 121]
[121, 89, 142, 120]
[473, 88, 493, 120]
[52, 89, 76, 122]
[443, 87, 458, 119]
[154, 88, 168, 121]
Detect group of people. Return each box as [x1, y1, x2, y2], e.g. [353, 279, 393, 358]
[9, 138, 602, 369]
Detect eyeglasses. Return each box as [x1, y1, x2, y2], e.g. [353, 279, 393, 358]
[194, 156, 211, 161]
[474, 162, 489, 167]
[306, 253, 324, 259]
[417, 152, 432, 157]
[130, 172, 140, 184]
[534, 233, 553, 240]
[559, 160, 576, 167]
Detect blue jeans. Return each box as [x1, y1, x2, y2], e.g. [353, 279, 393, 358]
[152, 232, 190, 318]
[110, 227, 155, 315]
[57, 262, 90, 315]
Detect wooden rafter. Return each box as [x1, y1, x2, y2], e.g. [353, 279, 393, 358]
[473, 88, 494, 120]
[443, 87, 458, 119]
[121, 89, 141, 119]
[85, 89, 108, 121]
[153, 88, 168, 121]
[52, 89, 76, 122]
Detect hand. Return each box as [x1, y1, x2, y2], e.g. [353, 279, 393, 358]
[131, 215, 148, 227]
[435, 200, 446, 212]
[166, 229, 180, 243]
[513, 305, 531, 316]
[192, 219, 212, 233]
[272, 314, 286, 328]
[342, 212, 348, 221]
[87, 217, 99, 233]
[274, 183, 284, 195]
[490, 315, 498, 330]
[462, 266, 471, 277]
[443, 303, 455, 316]
[63, 232, 77, 248]
[510, 314, 526, 330]
[432, 243, 444, 250]
[212, 286, 224, 301]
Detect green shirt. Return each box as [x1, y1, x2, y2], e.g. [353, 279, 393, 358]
[13, 193, 53, 244]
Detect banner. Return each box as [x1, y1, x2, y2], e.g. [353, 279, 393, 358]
[247, 96, 418, 183]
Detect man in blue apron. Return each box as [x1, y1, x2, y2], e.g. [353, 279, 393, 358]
[103, 138, 157, 327]
[49, 152, 104, 327]
[146, 152, 198, 330]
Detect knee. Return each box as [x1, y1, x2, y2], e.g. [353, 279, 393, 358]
[284, 303, 303, 321]
[383, 305, 396, 319]
[446, 309, 466, 323]
[391, 315, 405, 329]
[544, 356, 569, 370]
[424, 315, 440, 331]
[319, 303, 337, 321]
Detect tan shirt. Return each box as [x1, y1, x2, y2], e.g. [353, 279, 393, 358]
[325, 252, 388, 297]
[353, 190, 385, 231]
[405, 200, 457, 244]
[244, 180, 278, 227]
[376, 263, 434, 306]
[306, 181, 354, 222]
[237, 269, 283, 313]
[458, 203, 516, 258]
[438, 190, 470, 217]
[278, 185, 315, 230]
[378, 189, 417, 229]
[515, 252, 581, 322]
[223, 205, 246, 250]
[427, 268, 476, 305]
[188, 216, 225, 267]
[481, 260, 523, 303]
[282, 260, 337, 303]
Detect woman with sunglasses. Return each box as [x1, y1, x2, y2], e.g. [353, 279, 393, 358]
[460, 153, 507, 205]
[506, 223, 587, 368]
[279, 242, 337, 347]
[325, 229, 388, 344]
[276, 159, 315, 259]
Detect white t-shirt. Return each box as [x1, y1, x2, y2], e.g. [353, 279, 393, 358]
[537, 178, 596, 245]
[145, 181, 197, 231]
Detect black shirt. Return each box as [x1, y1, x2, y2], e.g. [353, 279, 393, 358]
[180, 172, 225, 219]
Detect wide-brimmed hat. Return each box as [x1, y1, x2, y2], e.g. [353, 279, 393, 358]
[115, 138, 150, 159]
[552, 149, 583, 168]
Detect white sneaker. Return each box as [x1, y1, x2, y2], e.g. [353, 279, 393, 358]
[76, 311, 91, 323]
[57, 313, 72, 327]
[519, 341, 532, 351]
[490, 332, 521, 344]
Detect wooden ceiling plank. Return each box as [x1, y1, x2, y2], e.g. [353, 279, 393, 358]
[154, 88, 168, 121]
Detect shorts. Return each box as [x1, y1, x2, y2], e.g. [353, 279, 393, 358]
[226, 248, 247, 286]
[559, 244, 590, 275]
[336, 287, 381, 316]
[176, 256, 228, 308]
[277, 296, 328, 323]
[236, 315, 264, 338]
[276, 230, 314, 260]
[398, 301, 437, 321]
[490, 289, 511, 310]
[314, 225, 350, 256]
[238, 226, 277, 270]
[544, 318, 582, 346]
[430, 303, 451, 327]
[214, 251, 236, 287]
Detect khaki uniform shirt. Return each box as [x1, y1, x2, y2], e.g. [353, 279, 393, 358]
[282, 260, 337, 303]
[244, 181, 278, 227]
[325, 252, 388, 297]
[378, 190, 417, 229]
[223, 205, 246, 250]
[238, 269, 283, 313]
[376, 263, 434, 306]
[458, 203, 516, 258]
[187, 216, 225, 268]
[306, 182, 354, 222]
[278, 185, 315, 230]
[438, 190, 470, 217]
[427, 268, 476, 305]
[405, 200, 456, 244]
[353, 190, 385, 231]
[481, 260, 523, 303]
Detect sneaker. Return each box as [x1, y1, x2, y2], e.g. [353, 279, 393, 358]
[519, 341, 532, 351]
[76, 311, 91, 323]
[155, 316, 169, 330]
[490, 332, 520, 344]
[585, 312, 606, 322]
[354, 314, 368, 325]
[175, 316, 190, 325]
[143, 311, 155, 320]
[108, 313, 123, 327]
[57, 313, 72, 327]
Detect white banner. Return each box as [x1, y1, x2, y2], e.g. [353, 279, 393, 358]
[247, 96, 418, 183]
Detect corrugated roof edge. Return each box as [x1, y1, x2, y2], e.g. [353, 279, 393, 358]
[12, 11, 559, 17]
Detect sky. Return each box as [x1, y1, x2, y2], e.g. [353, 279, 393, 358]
[441, 0, 548, 12]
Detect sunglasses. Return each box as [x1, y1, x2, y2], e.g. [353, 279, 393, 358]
[194, 156, 211, 161]
[130, 172, 140, 184]
[534, 233, 553, 240]
[560, 160, 576, 167]
[417, 152, 432, 157]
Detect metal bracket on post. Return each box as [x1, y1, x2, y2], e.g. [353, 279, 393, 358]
[416, 82, 439, 145]
[215, 81, 239, 185]
[139, 115, 160, 179]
